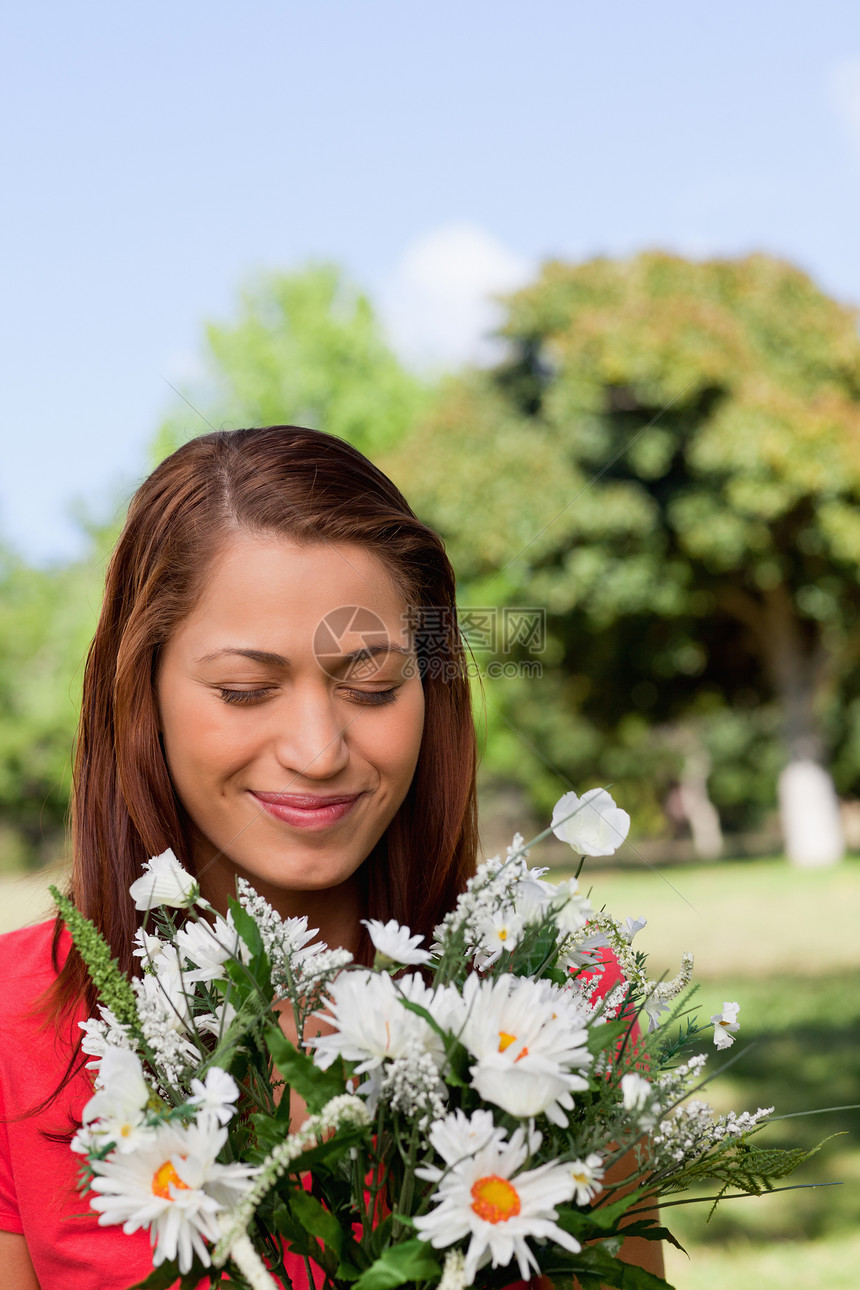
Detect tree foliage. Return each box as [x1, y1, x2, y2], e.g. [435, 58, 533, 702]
[154, 264, 429, 463]
[0, 545, 102, 862]
[384, 252, 860, 836]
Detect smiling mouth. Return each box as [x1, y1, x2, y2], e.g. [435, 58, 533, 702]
[249, 791, 363, 830]
[252, 792, 362, 808]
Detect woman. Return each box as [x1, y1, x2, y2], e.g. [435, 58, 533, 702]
[0, 425, 661, 1288]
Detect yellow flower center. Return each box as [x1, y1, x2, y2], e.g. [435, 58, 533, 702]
[152, 1159, 190, 1200]
[471, 1174, 521, 1224]
[498, 1031, 529, 1061]
[497, 928, 508, 941]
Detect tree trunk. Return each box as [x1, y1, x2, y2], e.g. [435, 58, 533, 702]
[778, 759, 844, 867]
[759, 586, 844, 866]
[721, 582, 844, 866]
[678, 747, 723, 860]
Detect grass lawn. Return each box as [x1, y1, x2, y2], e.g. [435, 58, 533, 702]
[563, 855, 860, 1290]
[2, 854, 857, 1288]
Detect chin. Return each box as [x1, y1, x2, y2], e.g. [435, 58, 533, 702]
[247, 856, 364, 895]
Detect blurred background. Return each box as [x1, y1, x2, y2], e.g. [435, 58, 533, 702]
[2, 3, 859, 1285]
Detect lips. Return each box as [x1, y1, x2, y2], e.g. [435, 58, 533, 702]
[249, 791, 363, 830]
[252, 792, 361, 808]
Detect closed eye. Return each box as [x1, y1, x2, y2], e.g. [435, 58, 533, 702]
[343, 687, 399, 706]
[217, 687, 274, 705]
[217, 686, 400, 707]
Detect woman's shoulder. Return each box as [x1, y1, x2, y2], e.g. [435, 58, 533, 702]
[0, 920, 68, 1013]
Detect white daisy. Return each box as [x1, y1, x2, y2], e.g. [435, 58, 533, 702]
[472, 908, 524, 967]
[711, 1001, 741, 1050]
[559, 928, 611, 972]
[621, 1072, 652, 1111]
[188, 1067, 241, 1126]
[568, 1152, 604, 1205]
[133, 962, 194, 1033]
[421, 1108, 507, 1166]
[176, 912, 245, 983]
[132, 932, 185, 985]
[362, 917, 432, 966]
[414, 1109, 581, 1283]
[132, 927, 173, 971]
[620, 1072, 659, 1130]
[194, 996, 239, 1041]
[309, 971, 449, 1110]
[80, 1048, 153, 1155]
[456, 974, 592, 1126]
[510, 868, 557, 927]
[87, 1115, 258, 1274]
[621, 915, 647, 944]
[551, 878, 594, 936]
[235, 878, 331, 990]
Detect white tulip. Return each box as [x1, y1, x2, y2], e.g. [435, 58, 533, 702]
[550, 788, 630, 856]
[129, 848, 200, 911]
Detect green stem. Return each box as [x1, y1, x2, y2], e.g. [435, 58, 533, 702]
[392, 1118, 421, 1240]
[625, 1180, 842, 1218]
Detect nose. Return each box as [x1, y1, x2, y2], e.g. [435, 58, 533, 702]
[269, 684, 351, 785]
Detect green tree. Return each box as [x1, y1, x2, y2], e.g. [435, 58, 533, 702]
[154, 263, 429, 463]
[0, 545, 103, 864]
[385, 252, 860, 864]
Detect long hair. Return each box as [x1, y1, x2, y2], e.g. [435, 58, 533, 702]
[53, 425, 478, 1017]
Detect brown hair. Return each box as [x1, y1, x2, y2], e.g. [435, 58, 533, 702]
[53, 425, 478, 1016]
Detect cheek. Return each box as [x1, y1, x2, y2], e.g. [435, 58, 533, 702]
[158, 679, 242, 790]
[376, 687, 425, 785]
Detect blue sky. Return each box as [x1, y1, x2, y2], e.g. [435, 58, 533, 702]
[3, 0, 860, 563]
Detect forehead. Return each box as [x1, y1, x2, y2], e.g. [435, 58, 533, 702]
[175, 533, 412, 651]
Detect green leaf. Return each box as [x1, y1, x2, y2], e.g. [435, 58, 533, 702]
[127, 1258, 220, 1290]
[127, 1266, 184, 1290]
[544, 1243, 675, 1290]
[334, 1259, 365, 1283]
[396, 997, 470, 1086]
[227, 896, 265, 958]
[352, 1240, 441, 1290]
[270, 1201, 314, 1255]
[618, 1222, 687, 1254]
[280, 1123, 369, 1174]
[396, 995, 450, 1045]
[560, 1191, 641, 1235]
[264, 1025, 347, 1113]
[585, 1013, 631, 1056]
[289, 1188, 344, 1259]
[180, 1271, 210, 1290]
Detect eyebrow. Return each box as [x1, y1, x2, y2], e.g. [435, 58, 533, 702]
[194, 644, 412, 668]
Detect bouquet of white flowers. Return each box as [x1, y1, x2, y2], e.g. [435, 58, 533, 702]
[53, 789, 824, 1290]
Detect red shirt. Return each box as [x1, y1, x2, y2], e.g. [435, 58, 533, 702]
[0, 920, 299, 1289]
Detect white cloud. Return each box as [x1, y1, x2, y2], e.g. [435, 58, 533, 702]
[829, 57, 860, 154]
[380, 222, 536, 371]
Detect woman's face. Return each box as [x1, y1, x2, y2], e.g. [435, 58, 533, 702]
[156, 532, 425, 925]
